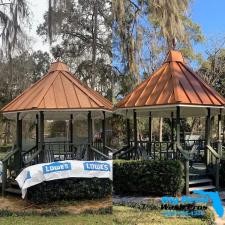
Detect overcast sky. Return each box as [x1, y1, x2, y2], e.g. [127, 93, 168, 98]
[28, 0, 49, 52]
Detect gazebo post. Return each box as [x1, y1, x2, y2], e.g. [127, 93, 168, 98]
[70, 114, 73, 143]
[133, 109, 138, 150]
[36, 114, 39, 148]
[149, 112, 152, 155]
[176, 107, 181, 145]
[88, 111, 93, 160]
[176, 106, 189, 195]
[205, 108, 211, 166]
[39, 111, 45, 162]
[171, 112, 175, 152]
[102, 111, 106, 154]
[126, 118, 130, 147]
[15, 112, 22, 172]
[223, 115, 225, 144]
[218, 110, 222, 156]
[69, 114, 74, 153]
[216, 109, 222, 190]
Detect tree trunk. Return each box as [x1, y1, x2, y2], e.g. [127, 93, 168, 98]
[91, 0, 98, 88]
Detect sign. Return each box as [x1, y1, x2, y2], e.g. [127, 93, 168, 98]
[16, 160, 112, 198]
[83, 161, 111, 172]
[161, 190, 224, 218]
[42, 162, 72, 174]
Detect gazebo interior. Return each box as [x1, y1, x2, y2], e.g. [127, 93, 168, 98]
[113, 50, 225, 194]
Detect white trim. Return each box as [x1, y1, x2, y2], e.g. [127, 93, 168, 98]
[115, 104, 224, 118]
[2, 108, 113, 115]
[115, 104, 224, 112]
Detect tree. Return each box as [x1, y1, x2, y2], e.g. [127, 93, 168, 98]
[37, 0, 116, 100]
[198, 37, 225, 96]
[113, 0, 204, 142]
[0, 50, 51, 145]
[113, 0, 204, 84]
[0, 0, 29, 58]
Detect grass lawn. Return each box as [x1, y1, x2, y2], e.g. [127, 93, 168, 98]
[0, 206, 210, 225]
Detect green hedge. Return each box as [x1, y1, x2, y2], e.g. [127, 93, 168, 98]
[27, 178, 112, 204]
[113, 160, 184, 196]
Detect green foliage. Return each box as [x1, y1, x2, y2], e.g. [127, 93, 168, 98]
[113, 0, 204, 92]
[110, 115, 127, 148]
[0, 0, 29, 58]
[198, 46, 225, 97]
[0, 50, 51, 106]
[48, 121, 67, 138]
[27, 178, 112, 204]
[37, 0, 115, 100]
[113, 160, 184, 196]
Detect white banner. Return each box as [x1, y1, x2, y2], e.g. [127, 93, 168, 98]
[16, 160, 113, 198]
[0, 161, 2, 183]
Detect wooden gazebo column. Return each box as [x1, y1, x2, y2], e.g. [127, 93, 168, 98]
[217, 110, 222, 156]
[171, 112, 175, 152]
[133, 110, 138, 150]
[176, 107, 181, 146]
[176, 106, 189, 195]
[69, 114, 74, 153]
[216, 109, 222, 189]
[102, 111, 106, 154]
[36, 114, 39, 148]
[15, 112, 22, 172]
[205, 108, 211, 166]
[69, 114, 74, 144]
[39, 111, 45, 162]
[126, 118, 130, 147]
[149, 112, 152, 154]
[88, 111, 93, 160]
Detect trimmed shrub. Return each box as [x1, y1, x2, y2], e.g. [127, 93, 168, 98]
[113, 160, 184, 196]
[27, 178, 112, 203]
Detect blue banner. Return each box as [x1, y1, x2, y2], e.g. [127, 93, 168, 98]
[42, 162, 72, 174]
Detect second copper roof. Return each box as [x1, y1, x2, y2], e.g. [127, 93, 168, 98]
[2, 62, 112, 113]
[116, 50, 225, 109]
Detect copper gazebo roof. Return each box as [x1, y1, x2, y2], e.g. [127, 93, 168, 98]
[116, 50, 225, 110]
[1, 62, 112, 114]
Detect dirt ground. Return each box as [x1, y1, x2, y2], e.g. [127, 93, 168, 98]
[0, 196, 112, 214]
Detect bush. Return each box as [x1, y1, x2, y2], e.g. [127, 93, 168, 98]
[27, 178, 112, 204]
[113, 160, 184, 196]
